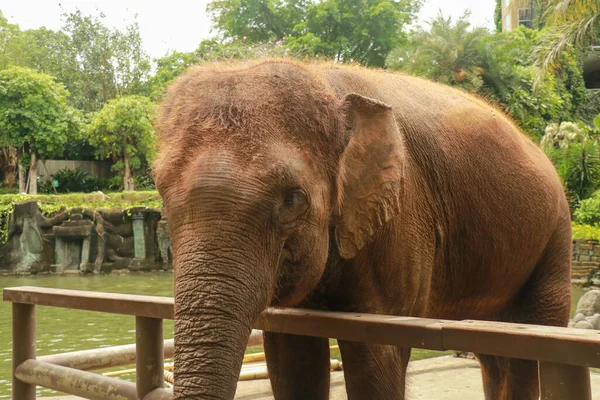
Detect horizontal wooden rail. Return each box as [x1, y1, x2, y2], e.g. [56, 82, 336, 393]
[15, 359, 138, 400]
[6, 286, 600, 368]
[15, 359, 175, 400]
[3, 286, 174, 319]
[38, 340, 174, 370]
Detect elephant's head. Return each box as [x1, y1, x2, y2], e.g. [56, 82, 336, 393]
[154, 61, 405, 399]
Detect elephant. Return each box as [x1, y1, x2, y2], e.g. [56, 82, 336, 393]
[153, 60, 572, 400]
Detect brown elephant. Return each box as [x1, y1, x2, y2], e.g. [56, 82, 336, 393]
[154, 60, 572, 400]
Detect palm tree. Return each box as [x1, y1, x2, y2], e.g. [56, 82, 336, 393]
[386, 11, 490, 92]
[533, 0, 599, 83]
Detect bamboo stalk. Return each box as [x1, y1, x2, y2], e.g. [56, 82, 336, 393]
[242, 345, 340, 364]
[103, 347, 343, 379]
[102, 367, 137, 377]
[238, 359, 342, 381]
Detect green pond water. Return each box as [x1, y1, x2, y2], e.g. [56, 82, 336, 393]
[0, 274, 587, 398]
[0, 273, 174, 398]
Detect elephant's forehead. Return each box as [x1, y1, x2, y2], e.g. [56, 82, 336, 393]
[182, 145, 315, 187]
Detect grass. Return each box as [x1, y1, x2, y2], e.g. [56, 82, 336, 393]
[0, 190, 161, 207]
[0, 190, 162, 219]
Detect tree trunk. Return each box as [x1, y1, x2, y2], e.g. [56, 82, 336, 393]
[0, 146, 17, 188]
[18, 152, 25, 193]
[28, 152, 38, 195]
[123, 153, 135, 191]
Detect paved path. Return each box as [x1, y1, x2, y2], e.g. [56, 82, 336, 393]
[44, 355, 600, 399]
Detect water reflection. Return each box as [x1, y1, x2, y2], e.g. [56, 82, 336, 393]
[0, 273, 174, 398]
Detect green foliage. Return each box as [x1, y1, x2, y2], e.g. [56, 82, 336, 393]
[533, 0, 599, 83]
[572, 223, 600, 241]
[478, 27, 589, 137]
[0, 66, 73, 159]
[0, 10, 151, 113]
[61, 10, 152, 112]
[134, 168, 156, 190]
[543, 121, 600, 204]
[148, 50, 200, 100]
[386, 11, 489, 91]
[494, 0, 502, 33]
[207, 0, 306, 42]
[85, 95, 156, 190]
[49, 168, 106, 193]
[0, 191, 163, 243]
[291, 0, 421, 66]
[574, 191, 600, 225]
[207, 0, 422, 67]
[0, 11, 28, 69]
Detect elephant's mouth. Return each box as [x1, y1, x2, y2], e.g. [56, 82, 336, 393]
[271, 244, 304, 306]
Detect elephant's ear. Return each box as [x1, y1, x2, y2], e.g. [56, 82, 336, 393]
[335, 93, 405, 259]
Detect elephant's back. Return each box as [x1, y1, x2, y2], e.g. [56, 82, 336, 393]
[318, 64, 570, 318]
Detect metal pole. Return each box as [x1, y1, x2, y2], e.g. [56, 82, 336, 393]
[136, 316, 164, 397]
[539, 361, 591, 400]
[12, 303, 36, 400]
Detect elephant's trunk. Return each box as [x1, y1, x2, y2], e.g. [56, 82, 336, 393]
[172, 218, 273, 400]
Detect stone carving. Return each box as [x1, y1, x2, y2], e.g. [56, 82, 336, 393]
[157, 217, 172, 271]
[0, 200, 170, 274]
[569, 290, 600, 329]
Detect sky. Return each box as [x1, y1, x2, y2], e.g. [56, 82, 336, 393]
[0, 0, 496, 59]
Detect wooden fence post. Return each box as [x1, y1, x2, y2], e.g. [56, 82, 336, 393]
[136, 316, 164, 397]
[12, 303, 36, 400]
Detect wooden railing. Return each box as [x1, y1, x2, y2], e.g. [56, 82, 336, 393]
[4, 285, 597, 399]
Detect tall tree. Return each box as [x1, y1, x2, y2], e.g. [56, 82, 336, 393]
[533, 0, 599, 81]
[86, 95, 156, 191]
[208, 0, 307, 42]
[0, 67, 74, 194]
[207, 0, 422, 67]
[60, 10, 151, 112]
[494, 0, 502, 33]
[386, 12, 489, 91]
[0, 11, 29, 69]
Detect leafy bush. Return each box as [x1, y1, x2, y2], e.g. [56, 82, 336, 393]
[49, 168, 106, 193]
[85, 95, 156, 191]
[572, 223, 600, 241]
[134, 168, 155, 190]
[574, 191, 600, 225]
[542, 120, 600, 205]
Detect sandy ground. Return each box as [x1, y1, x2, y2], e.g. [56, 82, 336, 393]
[44, 355, 600, 399]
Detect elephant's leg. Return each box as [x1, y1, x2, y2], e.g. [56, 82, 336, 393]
[264, 332, 330, 400]
[338, 341, 410, 400]
[478, 355, 538, 400]
[480, 224, 572, 400]
[479, 354, 505, 399]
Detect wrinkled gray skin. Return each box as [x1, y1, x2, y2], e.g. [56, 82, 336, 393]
[154, 61, 572, 400]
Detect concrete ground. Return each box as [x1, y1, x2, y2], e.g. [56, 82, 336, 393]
[44, 355, 600, 399]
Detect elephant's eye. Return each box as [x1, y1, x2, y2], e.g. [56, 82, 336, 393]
[283, 191, 302, 206]
[279, 189, 309, 225]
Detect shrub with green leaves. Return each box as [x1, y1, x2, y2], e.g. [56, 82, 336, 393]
[50, 168, 106, 193]
[0, 66, 79, 194]
[542, 119, 600, 205]
[85, 95, 156, 191]
[574, 186, 600, 227]
[572, 223, 600, 241]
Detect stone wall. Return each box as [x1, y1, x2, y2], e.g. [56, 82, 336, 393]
[572, 240, 600, 281]
[0, 200, 171, 275]
[1, 200, 598, 278]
